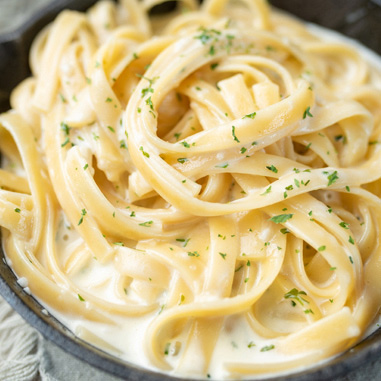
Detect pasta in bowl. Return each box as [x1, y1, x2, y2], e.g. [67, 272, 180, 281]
[1, 0, 381, 379]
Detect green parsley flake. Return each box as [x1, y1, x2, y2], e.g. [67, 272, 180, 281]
[284, 288, 308, 306]
[77, 209, 87, 226]
[180, 141, 190, 148]
[219, 252, 227, 259]
[61, 137, 70, 147]
[120, 140, 127, 149]
[177, 158, 188, 164]
[194, 27, 221, 45]
[260, 344, 275, 352]
[260, 185, 272, 196]
[60, 122, 70, 136]
[231, 125, 240, 143]
[266, 164, 278, 173]
[59, 93, 67, 103]
[78, 294, 85, 302]
[139, 146, 150, 158]
[146, 96, 154, 111]
[303, 106, 313, 119]
[14, 208, 21, 213]
[243, 112, 256, 119]
[269, 214, 293, 224]
[327, 170, 339, 186]
[139, 220, 153, 227]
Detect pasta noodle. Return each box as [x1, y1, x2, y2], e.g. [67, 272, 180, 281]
[2, 0, 381, 378]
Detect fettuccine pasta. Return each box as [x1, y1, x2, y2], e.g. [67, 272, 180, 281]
[2, 0, 381, 378]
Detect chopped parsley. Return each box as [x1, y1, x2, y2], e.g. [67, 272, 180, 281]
[137, 75, 159, 98]
[77, 209, 87, 226]
[303, 106, 313, 119]
[266, 164, 278, 173]
[260, 185, 272, 196]
[327, 170, 339, 186]
[139, 220, 153, 227]
[60, 122, 70, 136]
[145, 96, 154, 111]
[284, 288, 308, 306]
[260, 344, 275, 352]
[339, 222, 349, 229]
[180, 141, 190, 148]
[59, 93, 67, 103]
[194, 27, 221, 45]
[243, 112, 256, 119]
[120, 139, 127, 149]
[269, 214, 293, 224]
[231, 125, 240, 143]
[139, 146, 150, 158]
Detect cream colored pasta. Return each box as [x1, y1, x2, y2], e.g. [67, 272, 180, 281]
[2, 0, 381, 378]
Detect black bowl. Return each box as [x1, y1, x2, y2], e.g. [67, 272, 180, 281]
[1, 1, 381, 380]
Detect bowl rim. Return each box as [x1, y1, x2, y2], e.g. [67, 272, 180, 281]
[1, 0, 381, 379]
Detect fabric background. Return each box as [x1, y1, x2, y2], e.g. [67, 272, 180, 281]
[0, 0, 380, 380]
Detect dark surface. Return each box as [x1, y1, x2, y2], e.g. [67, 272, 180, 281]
[270, 0, 381, 54]
[0, 0, 98, 112]
[0, 1, 381, 380]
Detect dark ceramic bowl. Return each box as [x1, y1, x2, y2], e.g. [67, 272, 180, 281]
[1, 1, 381, 380]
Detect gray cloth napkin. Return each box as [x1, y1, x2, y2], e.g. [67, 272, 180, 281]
[0, 295, 122, 381]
